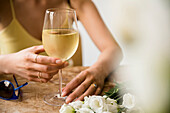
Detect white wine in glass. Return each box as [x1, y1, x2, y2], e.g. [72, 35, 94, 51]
[43, 29, 79, 61]
[42, 8, 79, 106]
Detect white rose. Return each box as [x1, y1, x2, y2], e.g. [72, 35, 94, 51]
[82, 104, 90, 109]
[69, 100, 83, 111]
[122, 93, 135, 109]
[106, 98, 117, 106]
[59, 104, 75, 113]
[84, 96, 89, 105]
[86, 96, 105, 112]
[101, 98, 118, 113]
[77, 108, 94, 113]
[104, 104, 118, 113]
[82, 96, 90, 108]
[103, 95, 108, 98]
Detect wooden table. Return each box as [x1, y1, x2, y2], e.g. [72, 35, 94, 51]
[0, 66, 118, 113]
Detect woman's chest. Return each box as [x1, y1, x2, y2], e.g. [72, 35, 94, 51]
[1, 0, 69, 40]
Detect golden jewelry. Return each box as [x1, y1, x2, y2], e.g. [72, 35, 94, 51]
[38, 72, 42, 82]
[91, 83, 97, 88]
[35, 54, 38, 63]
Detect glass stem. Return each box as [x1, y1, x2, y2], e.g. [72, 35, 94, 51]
[59, 69, 62, 96]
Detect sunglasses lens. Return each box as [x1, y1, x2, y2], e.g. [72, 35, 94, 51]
[0, 81, 14, 99]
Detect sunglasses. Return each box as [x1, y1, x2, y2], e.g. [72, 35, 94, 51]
[0, 75, 28, 100]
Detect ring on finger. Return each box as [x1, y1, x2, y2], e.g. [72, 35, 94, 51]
[38, 72, 42, 82]
[35, 54, 38, 63]
[38, 72, 42, 79]
[91, 83, 97, 88]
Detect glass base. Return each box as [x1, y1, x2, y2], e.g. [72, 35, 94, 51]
[44, 93, 66, 106]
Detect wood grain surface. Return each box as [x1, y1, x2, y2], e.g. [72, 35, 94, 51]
[0, 66, 117, 113]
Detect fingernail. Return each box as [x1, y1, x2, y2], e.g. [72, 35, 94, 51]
[56, 60, 62, 64]
[62, 87, 65, 91]
[61, 91, 66, 97]
[66, 97, 72, 103]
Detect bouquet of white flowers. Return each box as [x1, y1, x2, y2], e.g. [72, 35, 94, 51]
[59, 95, 118, 113]
[59, 82, 144, 113]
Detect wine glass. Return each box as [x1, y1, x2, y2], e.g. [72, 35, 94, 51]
[42, 8, 79, 106]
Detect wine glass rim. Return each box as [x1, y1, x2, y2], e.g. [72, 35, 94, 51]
[46, 8, 76, 13]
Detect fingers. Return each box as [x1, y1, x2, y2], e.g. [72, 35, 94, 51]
[28, 54, 68, 68]
[95, 87, 102, 95]
[27, 77, 47, 83]
[63, 61, 69, 67]
[76, 84, 97, 101]
[65, 78, 92, 103]
[25, 63, 60, 73]
[34, 55, 61, 64]
[27, 45, 45, 54]
[62, 71, 87, 97]
[66, 85, 102, 103]
[62, 69, 105, 103]
[23, 46, 62, 64]
[22, 46, 69, 69]
[29, 53, 62, 64]
[37, 71, 58, 80]
[11, 45, 69, 83]
[23, 70, 58, 82]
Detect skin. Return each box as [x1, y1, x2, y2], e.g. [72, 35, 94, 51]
[0, 0, 69, 82]
[0, 0, 122, 103]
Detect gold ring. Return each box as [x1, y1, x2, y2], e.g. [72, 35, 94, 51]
[35, 54, 38, 63]
[38, 72, 42, 82]
[38, 72, 42, 79]
[91, 83, 97, 88]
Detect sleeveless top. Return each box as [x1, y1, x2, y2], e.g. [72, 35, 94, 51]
[0, 0, 42, 54]
[0, 0, 82, 65]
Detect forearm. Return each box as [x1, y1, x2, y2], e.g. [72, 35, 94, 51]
[91, 46, 122, 78]
[71, 0, 123, 77]
[71, 0, 115, 50]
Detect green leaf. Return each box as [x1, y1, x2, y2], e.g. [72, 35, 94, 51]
[104, 81, 128, 104]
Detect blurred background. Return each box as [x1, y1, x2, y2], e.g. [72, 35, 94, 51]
[80, 0, 170, 112]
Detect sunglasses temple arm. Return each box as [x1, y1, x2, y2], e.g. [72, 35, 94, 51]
[14, 82, 28, 91]
[13, 75, 19, 87]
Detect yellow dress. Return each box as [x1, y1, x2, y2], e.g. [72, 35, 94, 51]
[0, 0, 82, 65]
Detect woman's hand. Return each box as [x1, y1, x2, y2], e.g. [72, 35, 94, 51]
[0, 45, 68, 82]
[62, 67, 107, 103]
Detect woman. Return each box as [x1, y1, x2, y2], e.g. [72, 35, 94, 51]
[0, 0, 122, 103]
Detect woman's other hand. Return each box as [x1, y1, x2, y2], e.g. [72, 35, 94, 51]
[62, 67, 106, 103]
[0, 45, 68, 82]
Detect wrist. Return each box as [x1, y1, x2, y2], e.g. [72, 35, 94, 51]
[88, 64, 109, 79]
[0, 54, 10, 74]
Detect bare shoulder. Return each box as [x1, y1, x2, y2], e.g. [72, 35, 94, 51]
[0, 0, 12, 30]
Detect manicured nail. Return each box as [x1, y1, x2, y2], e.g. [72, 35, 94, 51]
[66, 97, 72, 103]
[56, 60, 62, 64]
[61, 91, 66, 97]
